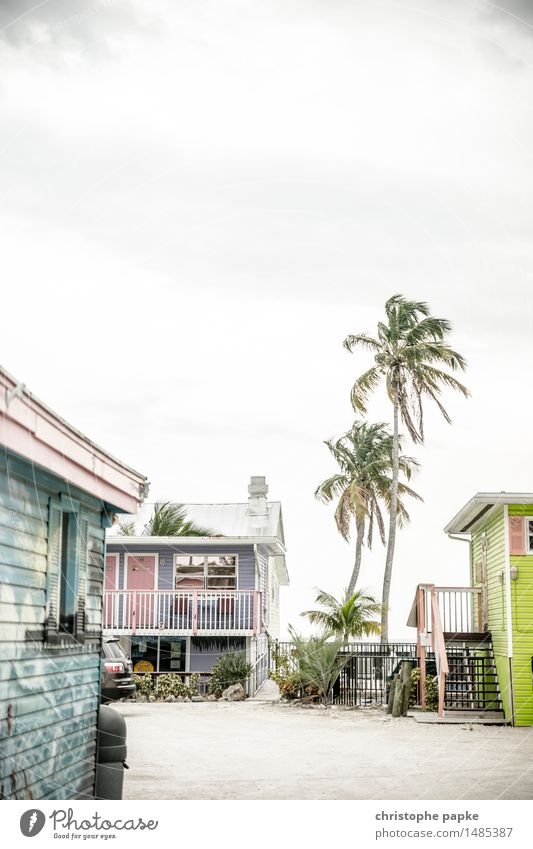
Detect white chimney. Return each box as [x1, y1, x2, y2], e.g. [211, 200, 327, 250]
[248, 475, 268, 516]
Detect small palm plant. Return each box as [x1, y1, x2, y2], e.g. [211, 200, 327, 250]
[301, 589, 381, 644]
[289, 627, 351, 705]
[315, 420, 421, 596]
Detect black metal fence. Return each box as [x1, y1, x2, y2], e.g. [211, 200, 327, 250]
[271, 641, 419, 707]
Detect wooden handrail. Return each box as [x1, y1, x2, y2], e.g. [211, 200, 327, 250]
[430, 586, 449, 717]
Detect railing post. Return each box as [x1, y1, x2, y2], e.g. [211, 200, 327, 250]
[430, 585, 449, 718]
[416, 586, 426, 710]
[192, 591, 198, 635]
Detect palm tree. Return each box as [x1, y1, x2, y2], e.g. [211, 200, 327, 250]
[117, 520, 137, 536]
[301, 589, 382, 644]
[117, 501, 215, 537]
[344, 294, 469, 641]
[288, 627, 350, 705]
[315, 421, 421, 596]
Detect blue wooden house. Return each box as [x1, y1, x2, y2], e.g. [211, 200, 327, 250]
[0, 366, 148, 800]
[105, 477, 288, 692]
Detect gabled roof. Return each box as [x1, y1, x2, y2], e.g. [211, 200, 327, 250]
[0, 365, 148, 514]
[444, 492, 533, 535]
[108, 500, 288, 583]
[114, 499, 284, 540]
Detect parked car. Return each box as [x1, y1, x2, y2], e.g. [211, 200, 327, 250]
[101, 637, 136, 703]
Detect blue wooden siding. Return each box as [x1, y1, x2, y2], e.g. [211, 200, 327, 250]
[0, 449, 106, 801]
[108, 543, 257, 590]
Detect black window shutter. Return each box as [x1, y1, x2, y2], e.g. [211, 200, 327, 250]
[76, 514, 89, 641]
[45, 499, 63, 639]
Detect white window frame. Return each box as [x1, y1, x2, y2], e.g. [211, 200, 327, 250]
[526, 518, 533, 554]
[173, 553, 239, 590]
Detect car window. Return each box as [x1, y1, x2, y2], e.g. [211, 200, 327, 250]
[103, 641, 126, 659]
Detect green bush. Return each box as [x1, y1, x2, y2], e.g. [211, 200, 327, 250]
[133, 673, 154, 698]
[208, 651, 253, 698]
[290, 630, 349, 705]
[155, 673, 195, 699]
[270, 654, 301, 700]
[409, 667, 439, 711]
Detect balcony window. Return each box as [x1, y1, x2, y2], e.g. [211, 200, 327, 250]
[175, 554, 237, 590]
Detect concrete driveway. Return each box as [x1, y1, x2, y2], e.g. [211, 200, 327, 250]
[116, 701, 533, 800]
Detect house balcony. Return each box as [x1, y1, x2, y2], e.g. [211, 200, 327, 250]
[103, 589, 262, 636]
[413, 584, 487, 641]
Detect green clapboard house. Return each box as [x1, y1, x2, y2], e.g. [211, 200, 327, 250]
[445, 494, 533, 726]
[0, 366, 148, 799]
[410, 493, 533, 725]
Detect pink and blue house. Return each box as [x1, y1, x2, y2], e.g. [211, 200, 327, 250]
[104, 477, 288, 691]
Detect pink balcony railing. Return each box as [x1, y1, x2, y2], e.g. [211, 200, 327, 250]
[103, 590, 262, 635]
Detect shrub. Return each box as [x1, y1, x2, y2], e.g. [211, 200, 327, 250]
[154, 673, 193, 700]
[289, 629, 349, 705]
[270, 654, 301, 700]
[208, 651, 253, 698]
[409, 667, 439, 711]
[133, 673, 154, 698]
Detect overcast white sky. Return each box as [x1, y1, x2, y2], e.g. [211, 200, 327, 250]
[2, 0, 533, 638]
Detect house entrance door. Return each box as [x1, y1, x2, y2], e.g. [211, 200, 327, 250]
[126, 555, 156, 630]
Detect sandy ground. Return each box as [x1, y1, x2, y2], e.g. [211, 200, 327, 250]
[116, 701, 533, 800]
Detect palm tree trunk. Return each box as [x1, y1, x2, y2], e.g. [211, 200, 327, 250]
[347, 515, 365, 598]
[381, 391, 399, 643]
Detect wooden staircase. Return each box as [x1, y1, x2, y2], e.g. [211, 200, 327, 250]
[411, 584, 505, 719]
[442, 639, 503, 712]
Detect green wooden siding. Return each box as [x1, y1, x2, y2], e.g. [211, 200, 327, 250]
[508, 503, 533, 725]
[469, 504, 533, 725]
[0, 449, 105, 800]
[470, 507, 512, 719]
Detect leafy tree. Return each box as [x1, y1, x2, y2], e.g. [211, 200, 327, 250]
[301, 589, 381, 643]
[116, 501, 215, 537]
[315, 421, 420, 595]
[344, 294, 469, 640]
[117, 520, 137, 536]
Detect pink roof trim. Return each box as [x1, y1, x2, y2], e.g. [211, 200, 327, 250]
[0, 366, 148, 513]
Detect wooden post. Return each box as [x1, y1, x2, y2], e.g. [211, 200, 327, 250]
[387, 674, 398, 714]
[401, 661, 413, 716]
[391, 673, 404, 717]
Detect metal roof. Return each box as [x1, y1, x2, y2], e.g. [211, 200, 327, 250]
[115, 500, 284, 541]
[109, 500, 288, 583]
[444, 492, 533, 535]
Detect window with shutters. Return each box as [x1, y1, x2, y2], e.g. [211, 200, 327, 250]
[46, 498, 89, 644]
[527, 519, 533, 553]
[58, 512, 79, 635]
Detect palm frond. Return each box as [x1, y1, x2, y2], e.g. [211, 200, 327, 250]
[350, 366, 382, 413]
[116, 520, 137, 536]
[143, 501, 215, 537]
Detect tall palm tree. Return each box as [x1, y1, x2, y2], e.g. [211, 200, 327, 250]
[301, 589, 382, 644]
[117, 501, 215, 537]
[344, 294, 469, 641]
[315, 421, 421, 597]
